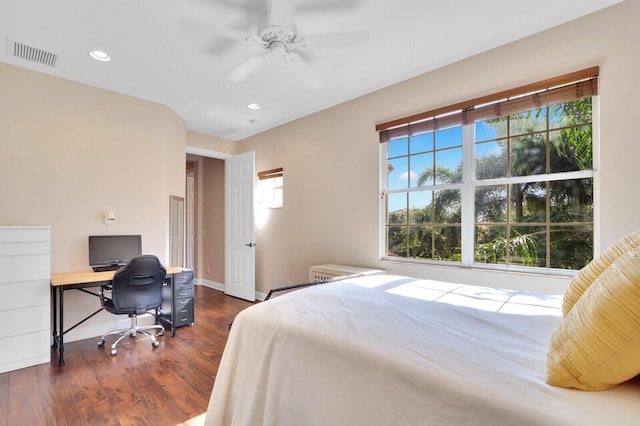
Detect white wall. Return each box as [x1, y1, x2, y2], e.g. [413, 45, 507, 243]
[238, 1, 640, 295]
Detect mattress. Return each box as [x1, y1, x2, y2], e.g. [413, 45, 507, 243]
[205, 274, 640, 425]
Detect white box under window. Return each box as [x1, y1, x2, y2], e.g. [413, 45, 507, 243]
[309, 264, 386, 281]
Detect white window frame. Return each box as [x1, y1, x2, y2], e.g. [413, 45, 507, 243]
[379, 97, 599, 276]
[257, 168, 283, 209]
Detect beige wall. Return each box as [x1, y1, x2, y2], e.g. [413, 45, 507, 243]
[239, 1, 640, 295]
[187, 130, 236, 157]
[0, 62, 187, 341]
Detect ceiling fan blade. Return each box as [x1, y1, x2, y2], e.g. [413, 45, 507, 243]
[298, 31, 370, 50]
[296, 0, 361, 14]
[268, 0, 296, 27]
[179, 15, 255, 54]
[219, 26, 255, 42]
[227, 51, 270, 82]
[283, 52, 321, 89]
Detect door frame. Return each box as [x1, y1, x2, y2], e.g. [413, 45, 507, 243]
[185, 147, 255, 300]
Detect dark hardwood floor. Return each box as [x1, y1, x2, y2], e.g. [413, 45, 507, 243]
[0, 286, 254, 426]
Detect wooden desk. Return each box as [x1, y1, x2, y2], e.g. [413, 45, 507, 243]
[51, 267, 182, 366]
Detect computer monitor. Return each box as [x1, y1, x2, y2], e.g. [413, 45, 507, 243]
[88, 235, 142, 267]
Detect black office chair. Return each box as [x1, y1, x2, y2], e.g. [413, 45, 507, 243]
[97, 255, 167, 355]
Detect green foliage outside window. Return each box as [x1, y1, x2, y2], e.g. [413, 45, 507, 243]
[385, 98, 593, 270]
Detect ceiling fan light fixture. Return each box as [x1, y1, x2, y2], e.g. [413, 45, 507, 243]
[269, 40, 287, 56]
[88, 49, 111, 62]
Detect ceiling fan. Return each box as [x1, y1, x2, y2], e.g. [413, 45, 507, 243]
[224, 0, 370, 89]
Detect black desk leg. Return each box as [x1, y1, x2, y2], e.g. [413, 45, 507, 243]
[58, 286, 65, 366]
[171, 275, 176, 337]
[51, 285, 58, 348]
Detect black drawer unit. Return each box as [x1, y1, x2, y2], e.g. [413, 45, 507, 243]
[158, 269, 194, 336]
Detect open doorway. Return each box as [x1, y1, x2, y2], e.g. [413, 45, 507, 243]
[186, 161, 197, 272]
[185, 155, 226, 288]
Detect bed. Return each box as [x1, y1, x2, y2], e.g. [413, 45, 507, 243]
[204, 274, 640, 425]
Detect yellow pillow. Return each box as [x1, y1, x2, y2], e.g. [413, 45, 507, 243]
[562, 228, 640, 317]
[547, 247, 640, 390]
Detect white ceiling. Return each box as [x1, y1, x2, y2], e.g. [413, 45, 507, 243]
[0, 0, 622, 141]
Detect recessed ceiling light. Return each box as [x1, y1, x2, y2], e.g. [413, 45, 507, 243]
[88, 50, 112, 62]
[247, 103, 261, 110]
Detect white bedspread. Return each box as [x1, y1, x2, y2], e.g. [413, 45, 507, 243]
[205, 275, 640, 425]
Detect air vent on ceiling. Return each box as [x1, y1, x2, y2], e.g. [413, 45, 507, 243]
[10, 40, 58, 67]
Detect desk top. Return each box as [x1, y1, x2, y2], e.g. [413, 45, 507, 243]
[51, 266, 183, 286]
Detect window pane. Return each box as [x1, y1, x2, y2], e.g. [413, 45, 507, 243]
[387, 226, 406, 257]
[435, 147, 462, 184]
[475, 225, 507, 264]
[388, 157, 409, 190]
[434, 226, 461, 261]
[436, 126, 462, 149]
[434, 189, 461, 223]
[510, 133, 547, 176]
[411, 153, 433, 187]
[509, 226, 546, 267]
[476, 140, 507, 180]
[388, 137, 408, 158]
[509, 108, 547, 136]
[476, 121, 496, 142]
[477, 117, 508, 140]
[549, 99, 592, 129]
[408, 226, 432, 259]
[549, 126, 592, 173]
[475, 185, 507, 223]
[272, 187, 283, 207]
[410, 132, 433, 154]
[510, 182, 547, 223]
[409, 191, 432, 224]
[549, 179, 593, 223]
[549, 225, 593, 269]
[387, 193, 407, 224]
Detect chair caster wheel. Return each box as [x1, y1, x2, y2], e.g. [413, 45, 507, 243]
[152, 341, 159, 348]
[158, 330, 164, 337]
[97, 339, 105, 347]
[110, 349, 117, 355]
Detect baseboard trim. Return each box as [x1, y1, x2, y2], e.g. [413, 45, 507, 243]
[196, 278, 265, 301]
[196, 279, 224, 292]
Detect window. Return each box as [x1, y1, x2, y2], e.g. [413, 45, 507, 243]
[378, 68, 597, 271]
[258, 167, 283, 209]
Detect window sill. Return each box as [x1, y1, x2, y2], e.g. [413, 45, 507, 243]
[380, 257, 577, 278]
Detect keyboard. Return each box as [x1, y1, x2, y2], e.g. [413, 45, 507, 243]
[92, 264, 122, 272]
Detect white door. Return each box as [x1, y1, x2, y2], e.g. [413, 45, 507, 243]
[224, 151, 256, 301]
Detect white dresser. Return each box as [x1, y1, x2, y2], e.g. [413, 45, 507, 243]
[0, 226, 51, 373]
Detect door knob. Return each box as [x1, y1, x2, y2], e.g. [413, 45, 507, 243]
[244, 242, 256, 248]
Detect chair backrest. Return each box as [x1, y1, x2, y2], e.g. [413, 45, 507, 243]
[111, 255, 167, 315]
